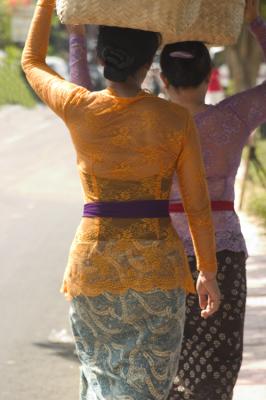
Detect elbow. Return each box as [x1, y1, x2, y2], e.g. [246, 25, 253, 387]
[21, 49, 34, 75]
[21, 51, 29, 74]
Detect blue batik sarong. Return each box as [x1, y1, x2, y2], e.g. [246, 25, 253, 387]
[70, 288, 185, 400]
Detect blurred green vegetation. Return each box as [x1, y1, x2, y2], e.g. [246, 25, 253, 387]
[262, 1, 266, 17]
[0, 1, 34, 106]
[0, 45, 36, 107]
[244, 135, 266, 224]
[50, 14, 68, 57]
[0, 1, 68, 53]
[0, 0, 68, 107]
[0, 0, 11, 48]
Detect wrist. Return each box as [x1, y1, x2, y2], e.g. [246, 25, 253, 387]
[67, 25, 86, 36]
[199, 271, 217, 281]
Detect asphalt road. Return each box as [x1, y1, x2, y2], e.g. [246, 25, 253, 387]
[0, 105, 80, 400]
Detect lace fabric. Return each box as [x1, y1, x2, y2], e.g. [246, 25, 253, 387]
[170, 207, 248, 256]
[22, 0, 217, 299]
[69, 33, 93, 90]
[170, 17, 266, 257]
[68, 17, 266, 259]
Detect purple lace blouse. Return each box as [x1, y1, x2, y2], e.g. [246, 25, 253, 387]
[69, 17, 266, 257]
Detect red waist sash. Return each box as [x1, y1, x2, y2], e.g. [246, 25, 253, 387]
[169, 200, 234, 213]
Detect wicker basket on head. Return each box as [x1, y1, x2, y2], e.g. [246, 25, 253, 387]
[56, 0, 201, 40]
[56, 0, 245, 45]
[181, 0, 245, 45]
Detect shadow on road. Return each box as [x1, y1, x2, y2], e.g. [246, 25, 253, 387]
[33, 341, 78, 362]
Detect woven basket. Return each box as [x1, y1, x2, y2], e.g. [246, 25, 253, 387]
[181, 0, 245, 45]
[56, 0, 245, 45]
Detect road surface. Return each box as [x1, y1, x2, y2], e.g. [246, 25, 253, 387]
[0, 105, 79, 400]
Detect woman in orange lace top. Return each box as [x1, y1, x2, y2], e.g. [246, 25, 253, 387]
[22, 1, 220, 398]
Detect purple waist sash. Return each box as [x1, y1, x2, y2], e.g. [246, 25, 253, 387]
[83, 200, 169, 219]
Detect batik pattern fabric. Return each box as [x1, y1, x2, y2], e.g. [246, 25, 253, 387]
[70, 288, 186, 400]
[167, 251, 246, 400]
[22, 0, 217, 300]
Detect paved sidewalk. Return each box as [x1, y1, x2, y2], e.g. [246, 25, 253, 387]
[234, 212, 266, 400]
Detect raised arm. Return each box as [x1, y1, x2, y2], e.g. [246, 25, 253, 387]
[221, 1, 266, 134]
[67, 25, 93, 89]
[21, 0, 85, 119]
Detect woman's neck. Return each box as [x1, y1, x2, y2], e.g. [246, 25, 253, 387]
[108, 80, 142, 98]
[187, 102, 209, 116]
[170, 84, 209, 116]
[176, 98, 209, 116]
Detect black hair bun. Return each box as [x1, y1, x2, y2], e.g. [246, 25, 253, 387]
[102, 46, 134, 69]
[101, 46, 135, 82]
[97, 26, 160, 83]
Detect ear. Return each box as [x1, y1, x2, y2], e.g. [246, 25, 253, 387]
[160, 72, 169, 88]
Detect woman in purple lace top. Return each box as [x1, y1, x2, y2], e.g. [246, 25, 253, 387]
[67, 1, 266, 399]
[160, 1, 266, 399]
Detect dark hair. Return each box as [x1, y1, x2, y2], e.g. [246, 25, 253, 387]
[97, 26, 161, 82]
[160, 41, 212, 88]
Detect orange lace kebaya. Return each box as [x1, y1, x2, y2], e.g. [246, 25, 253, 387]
[22, 0, 217, 299]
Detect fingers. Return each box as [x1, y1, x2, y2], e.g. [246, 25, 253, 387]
[204, 279, 221, 301]
[198, 293, 208, 310]
[197, 274, 221, 319]
[201, 296, 221, 319]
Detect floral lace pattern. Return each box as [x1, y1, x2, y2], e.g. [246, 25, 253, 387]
[170, 209, 248, 257]
[69, 34, 93, 90]
[68, 17, 266, 259]
[22, 0, 217, 299]
[170, 17, 266, 257]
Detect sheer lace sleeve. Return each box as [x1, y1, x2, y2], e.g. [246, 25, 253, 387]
[69, 33, 92, 89]
[219, 17, 266, 136]
[177, 114, 217, 273]
[21, 0, 87, 119]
